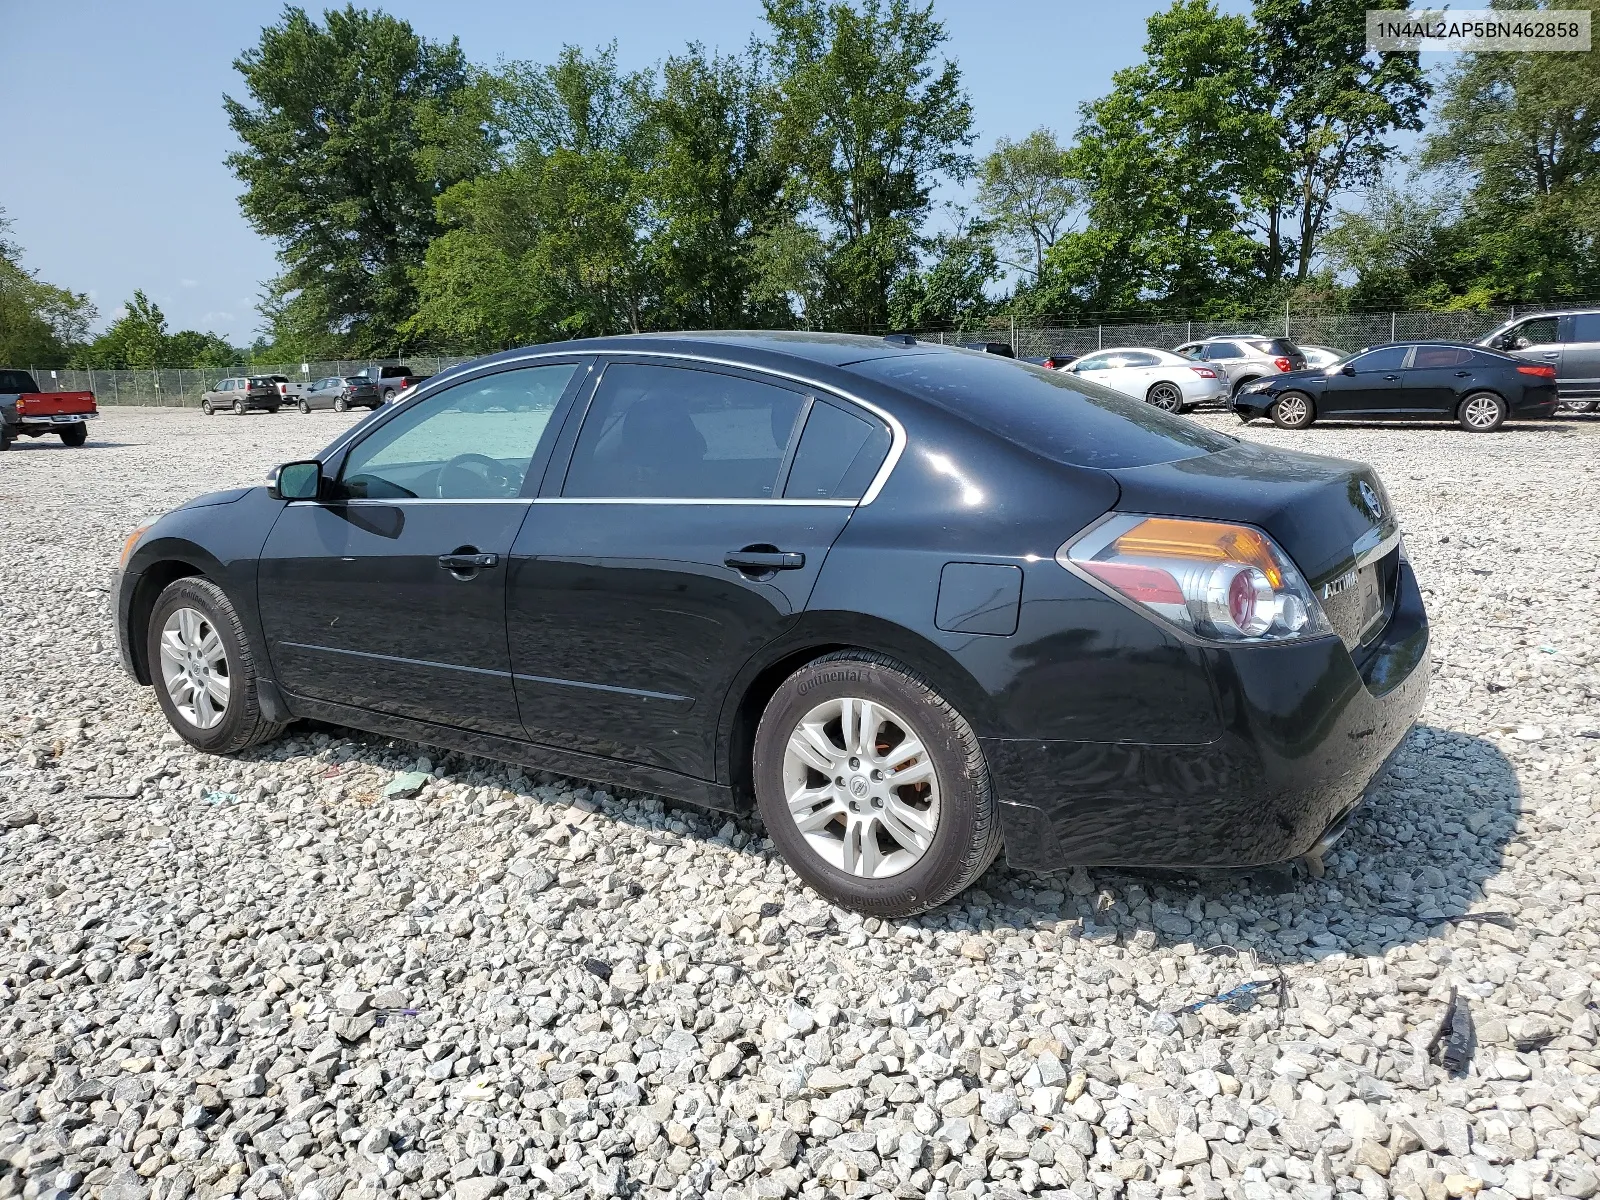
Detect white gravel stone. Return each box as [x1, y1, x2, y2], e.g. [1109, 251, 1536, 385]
[1, 406, 1599, 1200]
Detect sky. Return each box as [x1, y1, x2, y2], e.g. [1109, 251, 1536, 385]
[0, 0, 1252, 346]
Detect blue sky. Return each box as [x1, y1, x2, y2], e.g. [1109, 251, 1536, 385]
[0, 1, 1251, 345]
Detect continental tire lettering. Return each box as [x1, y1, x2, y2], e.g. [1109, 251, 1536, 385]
[796, 668, 866, 696]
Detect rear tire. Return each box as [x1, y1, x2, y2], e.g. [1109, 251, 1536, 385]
[1145, 381, 1183, 412]
[334, 396, 349, 412]
[381, 388, 395, 404]
[1458, 391, 1506, 432]
[1270, 391, 1315, 429]
[753, 651, 1001, 917]
[0, 426, 11, 451]
[233, 398, 246, 416]
[146, 577, 287, 755]
[1561, 400, 1598, 414]
[58, 423, 87, 447]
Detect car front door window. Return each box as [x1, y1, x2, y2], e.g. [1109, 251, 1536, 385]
[340, 364, 578, 500]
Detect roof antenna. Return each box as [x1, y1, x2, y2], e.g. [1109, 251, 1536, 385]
[882, 333, 917, 346]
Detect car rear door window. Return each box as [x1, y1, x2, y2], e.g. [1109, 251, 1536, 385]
[1571, 314, 1600, 342]
[562, 363, 805, 499]
[1411, 345, 1471, 368]
[850, 351, 1236, 470]
[1349, 346, 1411, 372]
[339, 364, 578, 500]
[783, 399, 891, 501]
[1073, 353, 1114, 371]
[1119, 351, 1161, 368]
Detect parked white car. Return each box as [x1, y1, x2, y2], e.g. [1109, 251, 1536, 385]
[1300, 345, 1346, 369]
[1062, 347, 1230, 412]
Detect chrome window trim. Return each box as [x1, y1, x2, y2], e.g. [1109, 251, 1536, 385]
[290, 496, 856, 508]
[321, 348, 908, 506]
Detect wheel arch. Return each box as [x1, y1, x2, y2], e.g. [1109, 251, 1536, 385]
[124, 538, 234, 686]
[715, 613, 1000, 808]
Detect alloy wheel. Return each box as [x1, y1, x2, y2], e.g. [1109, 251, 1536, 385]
[1276, 395, 1309, 426]
[157, 607, 231, 729]
[1463, 395, 1501, 429]
[1147, 383, 1181, 411]
[781, 696, 941, 879]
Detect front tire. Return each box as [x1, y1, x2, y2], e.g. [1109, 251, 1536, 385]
[1459, 391, 1506, 432]
[753, 652, 1000, 917]
[1145, 381, 1183, 412]
[146, 577, 286, 755]
[200, 399, 214, 416]
[59, 423, 87, 447]
[298, 400, 312, 414]
[1271, 391, 1315, 429]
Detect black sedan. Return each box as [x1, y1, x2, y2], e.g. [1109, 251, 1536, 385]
[1234, 342, 1560, 432]
[113, 334, 1428, 916]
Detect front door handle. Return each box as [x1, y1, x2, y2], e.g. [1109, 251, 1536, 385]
[1539, 351, 1560, 359]
[438, 551, 500, 572]
[1454, 371, 1472, 377]
[725, 550, 805, 571]
[1383, 374, 1399, 381]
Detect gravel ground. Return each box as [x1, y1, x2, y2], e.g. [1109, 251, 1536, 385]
[2, 406, 1599, 1200]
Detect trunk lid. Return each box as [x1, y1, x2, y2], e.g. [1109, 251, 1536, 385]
[1105, 441, 1399, 649]
[15, 391, 97, 416]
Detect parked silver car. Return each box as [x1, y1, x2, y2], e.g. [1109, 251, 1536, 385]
[200, 377, 281, 416]
[1061, 347, 1230, 411]
[1478, 309, 1600, 411]
[1173, 335, 1309, 395]
[1299, 345, 1346, 369]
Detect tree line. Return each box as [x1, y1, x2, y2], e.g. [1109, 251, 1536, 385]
[3, 0, 1595, 369]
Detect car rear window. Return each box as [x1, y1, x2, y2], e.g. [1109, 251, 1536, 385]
[0, 370, 38, 393]
[848, 352, 1235, 470]
[1249, 338, 1302, 357]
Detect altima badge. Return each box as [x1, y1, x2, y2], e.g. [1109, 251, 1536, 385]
[1323, 569, 1358, 599]
[1358, 480, 1383, 520]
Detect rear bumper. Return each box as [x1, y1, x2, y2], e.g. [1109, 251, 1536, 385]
[990, 558, 1430, 870]
[10, 411, 97, 430]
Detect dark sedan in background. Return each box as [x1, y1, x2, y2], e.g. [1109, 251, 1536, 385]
[298, 376, 383, 413]
[113, 334, 1428, 916]
[1235, 342, 1560, 432]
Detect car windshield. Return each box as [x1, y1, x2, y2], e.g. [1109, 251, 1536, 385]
[849, 352, 1236, 470]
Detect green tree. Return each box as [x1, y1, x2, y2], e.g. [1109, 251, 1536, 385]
[0, 209, 95, 367]
[1417, 0, 1600, 301]
[646, 44, 795, 328]
[1039, 1, 1277, 316]
[226, 5, 483, 357]
[761, 0, 975, 330]
[165, 330, 245, 368]
[407, 46, 655, 347]
[1253, 0, 1429, 281]
[976, 128, 1079, 281]
[73, 290, 168, 369]
[886, 212, 997, 330]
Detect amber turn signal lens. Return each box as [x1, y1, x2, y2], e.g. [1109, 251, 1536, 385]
[1108, 518, 1285, 588]
[120, 526, 150, 567]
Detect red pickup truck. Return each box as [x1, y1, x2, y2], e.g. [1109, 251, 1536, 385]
[0, 369, 98, 450]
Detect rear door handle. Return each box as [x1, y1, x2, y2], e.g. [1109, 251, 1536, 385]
[1539, 351, 1560, 359]
[1454, 371, 1472, 377]
[438, 552, 499, 571]
[725, 550, 805, 571]
[1383, 374, 1399, 381]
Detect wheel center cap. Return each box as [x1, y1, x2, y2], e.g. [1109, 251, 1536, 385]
[848, 776, 870, 799]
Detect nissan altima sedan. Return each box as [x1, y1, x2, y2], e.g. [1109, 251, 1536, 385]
[113, 334, 1428, 916]
[1063, 347, 1230, 411]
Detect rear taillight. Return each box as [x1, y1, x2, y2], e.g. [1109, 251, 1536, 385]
[1274, 357, 1293, 372]
[1517, 365, 1556, 378]
[1059, 514, 1331, 643]
[1189, 366, 1218, 379]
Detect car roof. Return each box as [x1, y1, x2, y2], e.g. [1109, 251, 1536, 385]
[464, 330, 972, 372]
[1085, 346, 1186, 362]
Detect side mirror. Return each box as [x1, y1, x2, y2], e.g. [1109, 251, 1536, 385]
[1340, 364, 1357, 376]
[269, 460, 323, 501]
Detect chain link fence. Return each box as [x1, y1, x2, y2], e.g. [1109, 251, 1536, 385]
[11, 357, 478, 407]
[5, 305, 1556, 404]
